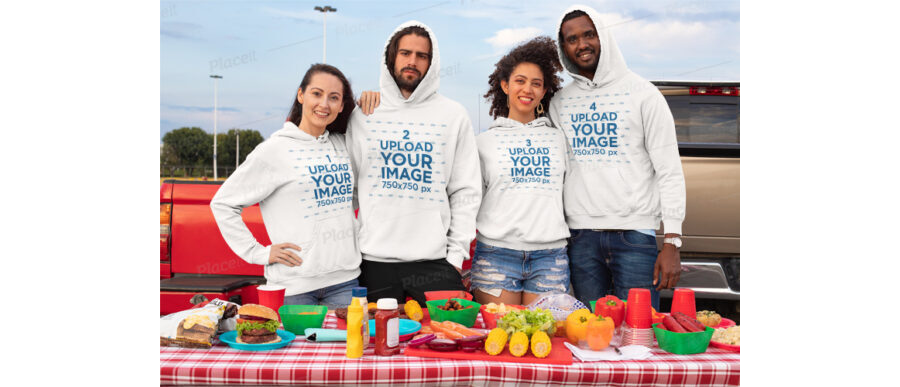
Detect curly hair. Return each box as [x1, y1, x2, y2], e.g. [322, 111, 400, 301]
[484, 36, 563, 120]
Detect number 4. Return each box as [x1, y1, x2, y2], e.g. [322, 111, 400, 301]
[590, 102, 596, 111]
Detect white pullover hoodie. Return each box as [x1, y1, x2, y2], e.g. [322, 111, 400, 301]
[549, 5, 686, 234]
[211, 122, 361, 296]
[475, 117, 569, 250]
[346, 21, 482, 269]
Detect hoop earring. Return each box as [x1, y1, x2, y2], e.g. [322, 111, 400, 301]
[536, 102, 544, 115]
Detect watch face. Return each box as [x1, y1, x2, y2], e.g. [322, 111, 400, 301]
[674, 238, 682, 248]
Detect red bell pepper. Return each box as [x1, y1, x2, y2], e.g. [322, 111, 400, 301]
[595, 295, 625, 327]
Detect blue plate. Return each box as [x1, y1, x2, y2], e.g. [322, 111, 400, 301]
[219, 329, 295, 351]
[368, 318, 421, 338]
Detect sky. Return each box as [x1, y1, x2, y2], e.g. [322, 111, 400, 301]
[160, 0, 740, 141]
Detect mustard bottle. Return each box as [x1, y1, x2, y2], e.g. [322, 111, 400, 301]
[346, 302, 364, 358]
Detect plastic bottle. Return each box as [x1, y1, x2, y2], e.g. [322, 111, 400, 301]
[374, 298, 400, 356]
[345, 302, 363, 358]
[350, 287, 370, 347]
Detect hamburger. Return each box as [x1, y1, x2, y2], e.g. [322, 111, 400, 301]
[236, 304, 281, 344]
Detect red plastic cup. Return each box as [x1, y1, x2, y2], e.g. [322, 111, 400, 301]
[670, 288, 696, 318]
[257, 285, 286, 321]
[625, 288, 652, 328]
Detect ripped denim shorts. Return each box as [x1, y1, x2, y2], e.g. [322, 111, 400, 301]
[470, 240, 570, 297]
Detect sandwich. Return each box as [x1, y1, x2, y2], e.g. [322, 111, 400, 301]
[235, 304, 281, 344]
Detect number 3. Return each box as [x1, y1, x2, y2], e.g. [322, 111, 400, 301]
[526, 139, 531, 147]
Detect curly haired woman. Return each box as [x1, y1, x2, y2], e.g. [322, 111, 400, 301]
[469, 36, 571, 306]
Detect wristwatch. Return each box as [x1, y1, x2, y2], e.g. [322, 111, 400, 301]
[663, 236, 682, 249]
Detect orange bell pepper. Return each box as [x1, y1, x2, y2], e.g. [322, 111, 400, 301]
[586, 315, 615, 351]
[565, 308, 594, 346]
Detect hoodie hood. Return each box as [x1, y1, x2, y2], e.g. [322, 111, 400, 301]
[488, 116, 553, 131]
[379, 20, 441, 106]
[556, 4, 629, 88]
[272, 121, 330, 143]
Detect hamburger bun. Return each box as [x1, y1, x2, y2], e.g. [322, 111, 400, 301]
[236, 335, 282, 345]
[237, 304, 279, 321]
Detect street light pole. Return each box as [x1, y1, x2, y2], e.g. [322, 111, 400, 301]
[314, 6, 336, 63]
[210, 75, 223, 179]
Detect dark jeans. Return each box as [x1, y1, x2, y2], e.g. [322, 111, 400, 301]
[567, 229, 660, 310]
[359, 259, 465, 306]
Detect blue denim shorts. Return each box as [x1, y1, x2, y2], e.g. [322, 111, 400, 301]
[470, 241, 570, 296]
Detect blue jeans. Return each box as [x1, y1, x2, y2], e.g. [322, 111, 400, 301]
[283, 278, 359, 309]
[470, 241, 570, 295]
[567, 230, 660, 310]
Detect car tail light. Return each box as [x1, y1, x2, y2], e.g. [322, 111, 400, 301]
[690, 86, 739, 96]
[160, 204, 171, 261]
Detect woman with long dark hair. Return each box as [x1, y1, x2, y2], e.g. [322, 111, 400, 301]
[469, 37, 571, 306]
[211, 64, 362, 308]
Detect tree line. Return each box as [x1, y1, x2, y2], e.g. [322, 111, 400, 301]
[161, 127, 264, 177]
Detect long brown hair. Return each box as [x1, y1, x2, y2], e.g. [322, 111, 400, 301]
[286, 64, 355, 134]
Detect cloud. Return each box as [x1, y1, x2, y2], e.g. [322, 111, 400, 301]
[160, 22, 203, 41]
[484, 27, 543, 52]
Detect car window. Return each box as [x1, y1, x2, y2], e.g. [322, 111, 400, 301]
[664, 95, 740, 145]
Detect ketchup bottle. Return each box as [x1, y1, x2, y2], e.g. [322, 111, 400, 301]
[374, 298, 400, 356]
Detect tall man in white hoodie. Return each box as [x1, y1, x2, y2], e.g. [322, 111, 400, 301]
[346, 21, 482, 306]
[548, 5, 686, 310]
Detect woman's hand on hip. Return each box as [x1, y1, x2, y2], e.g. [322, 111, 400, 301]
[269, 243, 303, 267]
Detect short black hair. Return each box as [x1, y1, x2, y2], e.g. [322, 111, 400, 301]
[559, 10, 590, 44]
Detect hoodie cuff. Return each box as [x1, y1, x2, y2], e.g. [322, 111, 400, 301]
[662, 219, 683, 236]
[251, 245, 272, 266]
[445, 253, 465, 270]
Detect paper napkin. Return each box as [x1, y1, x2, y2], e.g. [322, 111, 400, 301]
[563, 342, 653, 361]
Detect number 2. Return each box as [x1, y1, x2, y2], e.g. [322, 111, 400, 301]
[403, 130, 410, 140]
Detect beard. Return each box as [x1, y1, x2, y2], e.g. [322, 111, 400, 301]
[573, 46, 600, 73]
[393, 66, 423, 93]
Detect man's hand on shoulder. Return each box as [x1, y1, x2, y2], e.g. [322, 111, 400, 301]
[356, 91, 381, 115]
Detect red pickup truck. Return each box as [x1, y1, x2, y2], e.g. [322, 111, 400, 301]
[159, 181, 474, 314]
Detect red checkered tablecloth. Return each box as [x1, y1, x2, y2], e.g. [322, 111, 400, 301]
[161, 313, 739, 386]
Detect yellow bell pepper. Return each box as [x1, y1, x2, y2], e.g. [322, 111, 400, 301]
[586, 315, 615, 351]
[565, 308, 594, 346]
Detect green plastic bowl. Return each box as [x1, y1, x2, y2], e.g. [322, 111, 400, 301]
[426, 298, 481, 327]
[590, 300, 596, 313]
[279, 305, 327, 335]
[653, 323, 714, 354]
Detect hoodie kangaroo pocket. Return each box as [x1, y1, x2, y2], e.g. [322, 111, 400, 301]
[360, 204, 446, 259]
[266, 215, 361, 281]
[565, 166, 634, 216]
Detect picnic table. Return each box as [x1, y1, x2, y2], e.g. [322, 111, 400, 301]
[160, 312, 739, 386]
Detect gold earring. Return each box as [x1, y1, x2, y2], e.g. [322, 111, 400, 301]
[536, 102, 544, 115]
